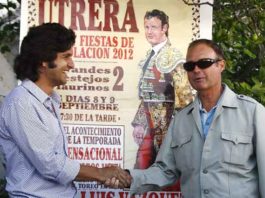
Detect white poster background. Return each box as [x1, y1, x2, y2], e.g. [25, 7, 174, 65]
[19, 1, 213, 197]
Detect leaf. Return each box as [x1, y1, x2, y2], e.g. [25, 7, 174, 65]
[243, 49, 256, 58]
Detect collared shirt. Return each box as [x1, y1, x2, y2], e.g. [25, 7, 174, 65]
[0, 80, 80, 198]
[199, 102, 217, 137]
[152, 39, 167, 56]
[138, 38, 175, 103]
[130, 84, 265, 198]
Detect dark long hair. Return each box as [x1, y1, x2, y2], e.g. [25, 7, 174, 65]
[14, 23, 76, 81]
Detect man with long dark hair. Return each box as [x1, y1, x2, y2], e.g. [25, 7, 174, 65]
[0, 23, 130, 197]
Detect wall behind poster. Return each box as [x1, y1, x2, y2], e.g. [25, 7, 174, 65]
[20, 0, 212, 197]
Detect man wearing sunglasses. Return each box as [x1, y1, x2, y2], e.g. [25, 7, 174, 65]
[123, 39, 265, 198]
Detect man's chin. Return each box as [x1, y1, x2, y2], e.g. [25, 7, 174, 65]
[61, 80, 67, 85]
[57, 80, 67, 87]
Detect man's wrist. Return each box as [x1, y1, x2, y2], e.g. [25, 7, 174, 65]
[124, 169, 131, 188]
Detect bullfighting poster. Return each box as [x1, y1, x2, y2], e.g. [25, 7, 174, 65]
[20, 0, 213, 197]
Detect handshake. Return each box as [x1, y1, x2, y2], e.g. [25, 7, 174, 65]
[102, 166, 132, 188]
[76, 164, 132, 189]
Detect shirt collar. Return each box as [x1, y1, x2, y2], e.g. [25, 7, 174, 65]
[188, 84, 231, 114]
[198, 86, 225, 113]
[21, 79, 61, 105]
[152, 39, 168, 55]
[198, 99, 219, 113]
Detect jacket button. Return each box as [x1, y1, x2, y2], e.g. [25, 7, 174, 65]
[204, 189, 209, 194]
[203, 169, 208, 174]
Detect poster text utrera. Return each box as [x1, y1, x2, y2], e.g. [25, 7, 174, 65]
[38, 0, 139, 32]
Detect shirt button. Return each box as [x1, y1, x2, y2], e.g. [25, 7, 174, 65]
[203, 169, 208, 174]
[204, 189, 209, 194]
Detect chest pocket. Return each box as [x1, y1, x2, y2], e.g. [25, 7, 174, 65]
[221, 133, 253, 165]
[171, 134, 193, 170]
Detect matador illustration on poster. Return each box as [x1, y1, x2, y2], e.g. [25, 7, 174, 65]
[131, 10, 195, 183]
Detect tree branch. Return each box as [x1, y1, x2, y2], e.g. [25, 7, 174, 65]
[182, 0, 213, 6]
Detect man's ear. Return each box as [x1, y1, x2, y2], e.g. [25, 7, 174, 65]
[42, 62, 49, 68]
[39, 62, 48, 73]
[219, 60, 226, 72]
[162, 24, 168, 32]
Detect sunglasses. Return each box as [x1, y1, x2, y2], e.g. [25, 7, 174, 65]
[183, 58, 221, 72]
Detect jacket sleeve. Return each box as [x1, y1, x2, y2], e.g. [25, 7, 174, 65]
[129, 119, 180, 195]
[255, 102, 265, 198]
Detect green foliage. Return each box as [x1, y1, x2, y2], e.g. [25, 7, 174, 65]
[0, 0, 20, 53]
[0, 2, 20, 197]
[0, 179, 8, 197]
[212, 0, 265, 105]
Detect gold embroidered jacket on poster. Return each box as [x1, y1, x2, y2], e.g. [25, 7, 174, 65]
[132, 41, 195, 152]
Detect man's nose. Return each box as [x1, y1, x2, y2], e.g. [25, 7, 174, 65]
[68, 58, 75, 68]
[193, 64, 201, 72]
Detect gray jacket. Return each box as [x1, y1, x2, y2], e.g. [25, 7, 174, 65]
[130, 84, 265, 198]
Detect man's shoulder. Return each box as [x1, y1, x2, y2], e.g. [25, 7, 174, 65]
[173, 102, 194, 116]
[236, 94, 258, 104]
[156, 47, 184, 73]
[2, 84, 32, 109]
[224, 85, 260, 107]
[4, 85, 24, 100]
[158, 44, 182, 56]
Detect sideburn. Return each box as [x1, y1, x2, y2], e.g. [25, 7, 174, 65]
[48, 61, 57, 68]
